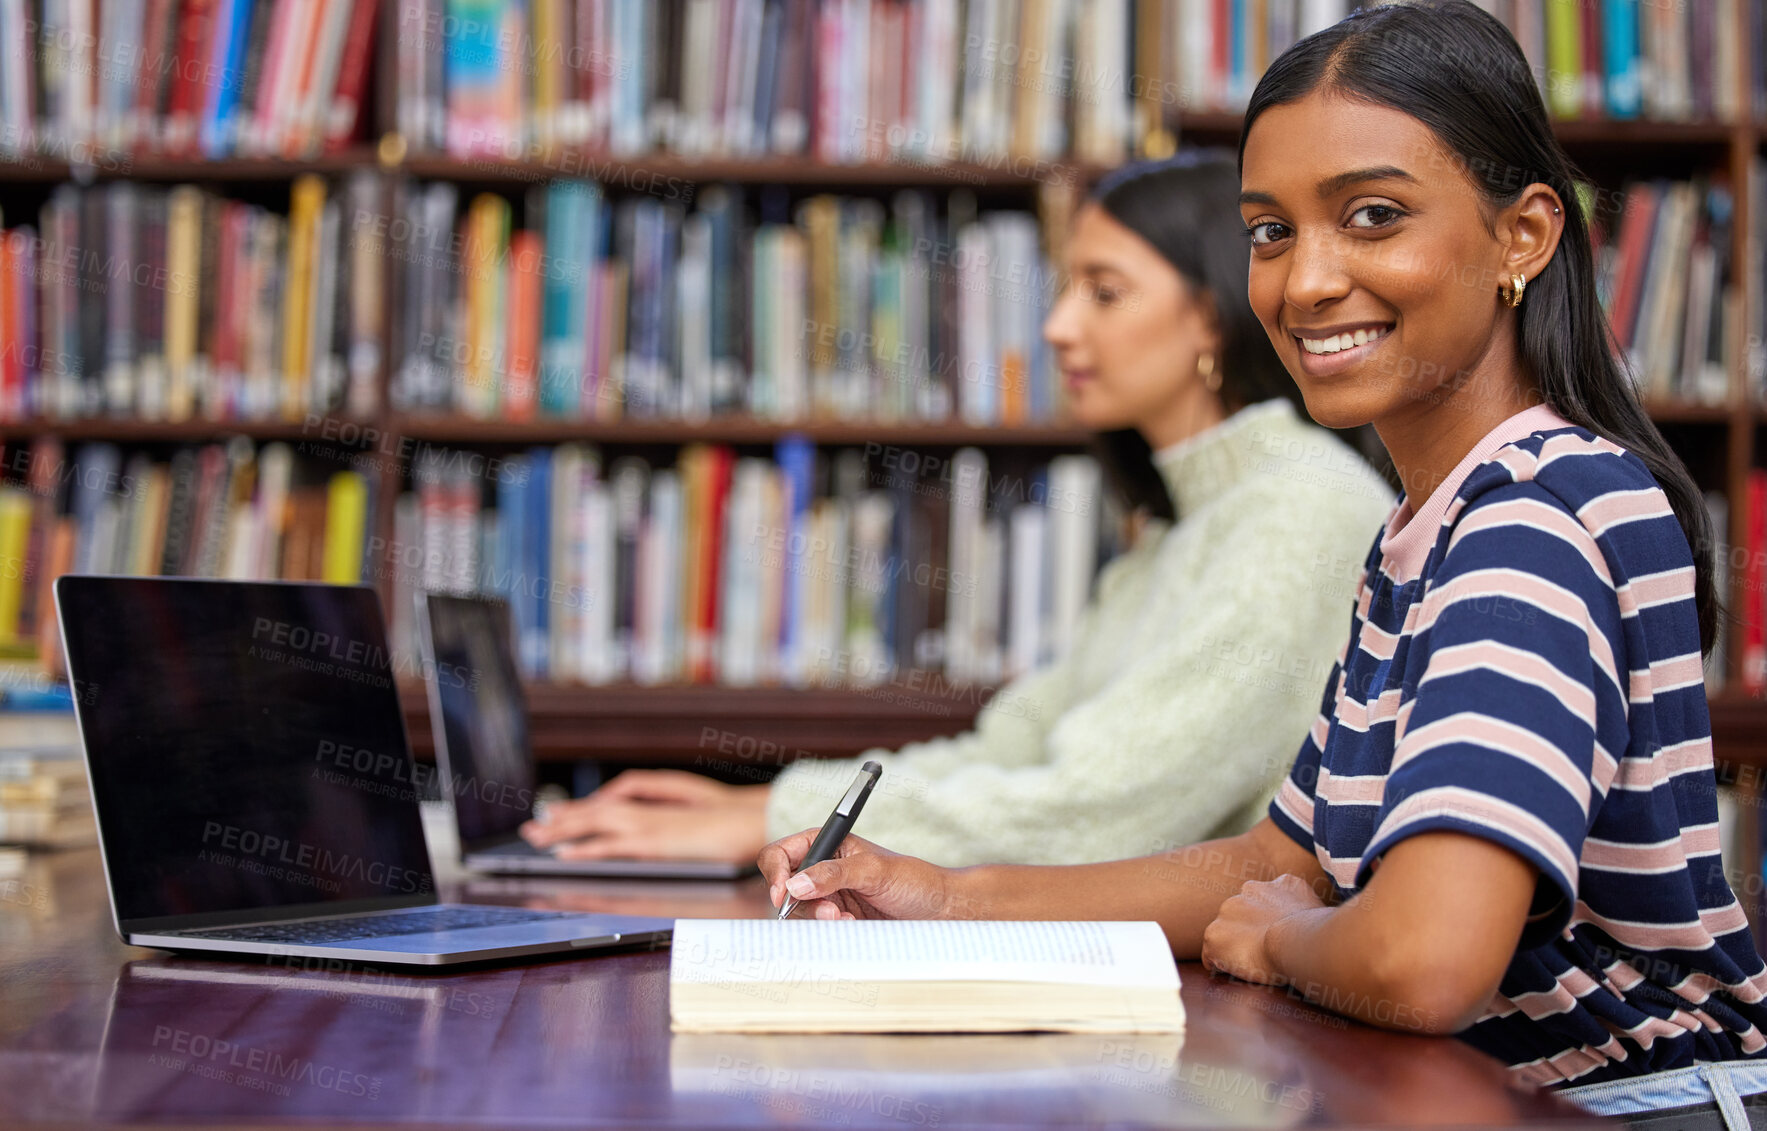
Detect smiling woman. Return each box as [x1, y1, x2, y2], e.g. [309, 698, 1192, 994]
[752, 2, 1767, 1125]
[1235, 4, 1715, 652]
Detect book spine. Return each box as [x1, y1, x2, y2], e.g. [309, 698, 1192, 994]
[199, 0, 246, 156]
[72, 191, 104, 416]
[322, 470, 368, 583]
[1544, 0, 1582, 118]
[344, 171, 384, 417]
[301, 0, 358, 155]
[103, 184, 138, 413]
[0, 234, 14, 418]
[541, 181, 587, 416]
[270, 0, 328, 154]
[247, 0, 299, 154]
[505, 228, 542, 419]
[324, 0, 381, 150]
[1578, 0, 1602, 118]
[520, 447, 551, 677]
[281, 175, 325, 418]
[164, 0, 218, 154]
[232, 0, 276, 149]
[1603, 0, 1640, 118]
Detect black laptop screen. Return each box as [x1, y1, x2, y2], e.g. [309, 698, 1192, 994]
[420, 595, 537, 845]
[57, 578, 435, 925]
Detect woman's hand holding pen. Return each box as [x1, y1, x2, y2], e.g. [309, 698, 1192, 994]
[759, 830, 970, 920]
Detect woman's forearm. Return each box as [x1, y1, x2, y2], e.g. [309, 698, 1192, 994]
[950, 822, 1307, 952]
[1259, 832, 1536, 1035]
[1263, 905, 1454, 1034]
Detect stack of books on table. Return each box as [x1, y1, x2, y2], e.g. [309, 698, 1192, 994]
[0, 754, 91, 848]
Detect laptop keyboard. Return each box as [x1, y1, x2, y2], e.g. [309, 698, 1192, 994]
[170, 906, 565, 945]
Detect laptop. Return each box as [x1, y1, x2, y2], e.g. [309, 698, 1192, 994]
[415, 591, 754, 880]
[55, 576, 674, 966]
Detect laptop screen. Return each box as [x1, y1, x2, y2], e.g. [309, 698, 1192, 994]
[418, 594, 538, 846]
[57, 578, 435, 928]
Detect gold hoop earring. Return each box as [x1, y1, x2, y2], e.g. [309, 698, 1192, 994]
[1198, 351, 1222, 393]
[1501, 272, 1527, 309]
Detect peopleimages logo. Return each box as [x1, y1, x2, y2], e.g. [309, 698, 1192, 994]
[312, 739, 534, 813]
[199, 821, 431, 895]
[252, 618, 389, 667]
[150, 1026, 381, 1100]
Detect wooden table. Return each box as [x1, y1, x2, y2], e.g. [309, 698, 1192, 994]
[0, 848, 1595, 1129]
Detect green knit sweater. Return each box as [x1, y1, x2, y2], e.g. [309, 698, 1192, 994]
[764, 399, 1396, 866]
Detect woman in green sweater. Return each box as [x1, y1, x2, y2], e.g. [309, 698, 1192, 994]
[521, 154, 1394, 867]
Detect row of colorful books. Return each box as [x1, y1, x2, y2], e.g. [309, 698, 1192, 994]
[393, 179, 1060, 425]
[0, 0, 1747, 169]
[0, 173, 384, 423]
[1158, 0, 1737, 122]
[3, 168, 1752, 428]
[1148, 1, 1738, 122]
[0, 439, 377, 652]
[394, 0, 1744, 167]
[1180, 0, 1740, 122]
[400, 0, 1151, 164]
[1530, 0, 1741, 123]
[0, 0, 381, 161]
[387, 439, 1109, 689]
[1593, 178, 1734, 406]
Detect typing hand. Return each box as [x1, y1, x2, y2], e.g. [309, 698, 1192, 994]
[759, 830, 962, 921]
[522, 796, 768, 863]
[519, 776, 767, 849]
[590, 769, 753, 807]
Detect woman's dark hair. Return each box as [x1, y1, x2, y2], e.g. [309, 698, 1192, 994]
[1084, 152, 1304, 522]
[1236, 0, 1717, 654]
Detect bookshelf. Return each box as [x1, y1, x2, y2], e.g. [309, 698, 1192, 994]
[397, 679, 986, 767]
[389, 414, 1096, 446]
[8, 0, 1767, 928]
[0, 418, 378, 443]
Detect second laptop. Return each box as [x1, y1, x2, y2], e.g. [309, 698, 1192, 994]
[415, 592, 755, 880]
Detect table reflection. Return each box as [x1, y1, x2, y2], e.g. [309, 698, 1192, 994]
[669, 1029, 1332, 1128]
[458, 873, 771, 920]
[90, 959, 526, 1123]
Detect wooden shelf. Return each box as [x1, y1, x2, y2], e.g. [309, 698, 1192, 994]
[391, 414, 1096, 447]
[0, 149, 1102, 188]
[1642, 399, 1737, 424]
[1549, 118, 1739, 147]
[399, 680, 984, 765]
[1710, 694, 1767, 773]
[0, 147, 383, 182]
[401, 151, 1106, 188]
[0, 119, 1748, 189]
[0, 416, 375, 443]
[397, 679, 1767, 775]
[6, 405, 1717, 448]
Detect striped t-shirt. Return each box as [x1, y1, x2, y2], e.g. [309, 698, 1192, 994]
[1268, 403, 1767, 1087]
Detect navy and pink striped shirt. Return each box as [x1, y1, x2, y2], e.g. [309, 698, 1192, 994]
[1269, 403, 1767, 1086]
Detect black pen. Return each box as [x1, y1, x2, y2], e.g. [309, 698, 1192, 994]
[777, 760, 883, 920]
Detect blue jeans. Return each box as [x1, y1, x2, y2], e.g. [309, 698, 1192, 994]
[1558, 1063, 1767, 1130]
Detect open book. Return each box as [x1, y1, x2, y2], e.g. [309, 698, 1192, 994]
[669, 919, 1185, 1033]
